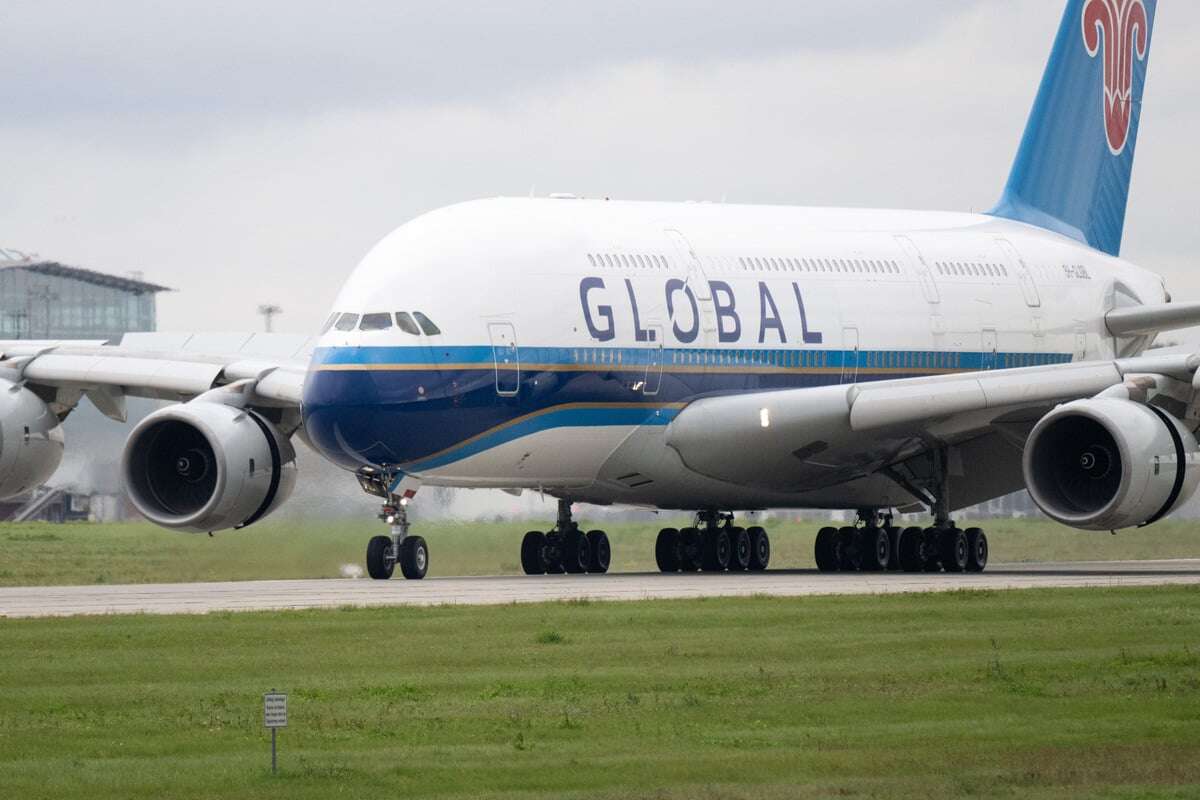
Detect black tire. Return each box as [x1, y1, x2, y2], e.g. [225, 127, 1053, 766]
[586, 530, 610, 574]
[748, 526, 771, 571]
[886, 526, 902, 572]
[561, 528, 590, 574]
[966, 528, 989, 573]
[521, 531, 546, 575]
[680, 527, 705, 572]
[814, 526, 840, 572]
[941, 529, 969, 573]
[921, 528, 943, 572]
[898, 526, 924, 572]
[860, 527, 890, 572]
[702, 528, 731, 572]
[399, 536, 428, 580]
[655, 528, 681, 572]
[837, 526, 861, 571]
[366, 535, 394, 580]
[728, 527, 751, 572]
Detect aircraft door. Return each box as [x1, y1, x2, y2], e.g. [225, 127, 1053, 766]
[996, 239, 1042, 308]
[487, 321, 520, 396]
[665, 229, 716, 336]
[894, 235, 940, 304]
[981, 328, 998, 370]
[643, 322, 664, 396]
[841, 326, 860, 384]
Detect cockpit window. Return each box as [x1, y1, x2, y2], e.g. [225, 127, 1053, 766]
[395, 312, 421, 335]
[319, 313, 339, 334]
[412, 312, 441, 336]
[360, 312, 393, 331]
[334, 313, 360, 331]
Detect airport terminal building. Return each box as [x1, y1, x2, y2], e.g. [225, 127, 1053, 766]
[0, 248, 170, 342]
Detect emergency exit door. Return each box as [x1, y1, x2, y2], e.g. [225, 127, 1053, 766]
[487, 322, 520, 396]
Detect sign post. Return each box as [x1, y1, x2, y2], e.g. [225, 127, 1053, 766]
[263, 691, 287, 774]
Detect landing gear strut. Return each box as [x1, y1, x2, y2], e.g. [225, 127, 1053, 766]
[521, 499, 610, 576]
[655, 511, 770, 573]
[358, 468, 428, 581]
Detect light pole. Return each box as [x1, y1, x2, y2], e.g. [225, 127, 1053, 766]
[257, 304, 283, 333]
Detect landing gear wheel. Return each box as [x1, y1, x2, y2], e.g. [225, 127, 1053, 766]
[815, 526, 840, 572]
[561, 529, 590, 574]
[748, 526, 771, 571]
[898, 527, 924, 573]
[728, 527, 751, 572]
[921, 528, 943, 572]
[655, 528, 681, 572]
[586, 530, 610, 574]
[544, 533, 565, 575]
[837, 526, 861, 571]
[521, 531, 546, 575]
[885, 527, 902, 572]
[680, 527, 705, 571]
[701, 528, 731, 572]
[940, 529, 969, 573]
[366, 535, 395, 580]
[398, 536, 428, 580]
[966, 528, 989, 573]
[860, 527, 890, 572]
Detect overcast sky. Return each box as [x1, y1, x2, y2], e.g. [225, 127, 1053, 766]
[3, 1, 1197, 334]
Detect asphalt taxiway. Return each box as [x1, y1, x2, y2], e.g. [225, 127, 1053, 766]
[0, 559, 1198, 618]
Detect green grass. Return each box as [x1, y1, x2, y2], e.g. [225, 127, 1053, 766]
[2, 586, 1200, 798]
[0, 516, 1198, 587]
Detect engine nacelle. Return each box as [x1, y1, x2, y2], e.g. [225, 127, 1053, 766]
[0, 379, 65, 499]
[122, 401, 297, 533]
[1023, 398, 1200, 531]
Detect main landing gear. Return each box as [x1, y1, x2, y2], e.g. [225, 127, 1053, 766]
[655, 511, 771, 573]
[521, 499, 611, 575]
[813, 511, 988, 574]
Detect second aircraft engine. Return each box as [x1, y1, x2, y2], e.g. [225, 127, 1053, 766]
[1023, 398, 1199, 531]
[121, 401, 297, 533]
[0, 379, 65, 499]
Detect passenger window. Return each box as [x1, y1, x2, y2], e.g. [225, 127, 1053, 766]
[319, 313, 339, 334]
[412, 312, 441, 336]
[359, 313, 393, 331]
[334, 313, 360, 332]
[395, 312, 421, 335]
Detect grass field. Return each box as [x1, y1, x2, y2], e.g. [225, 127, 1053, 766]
[0, 516, 1199, 587]
[1, 586, 1199, 798]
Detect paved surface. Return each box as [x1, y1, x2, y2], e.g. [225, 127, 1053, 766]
[1, 560, 1198, 618]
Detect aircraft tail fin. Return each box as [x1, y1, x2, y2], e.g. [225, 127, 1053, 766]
[989, 0, 1156, 257]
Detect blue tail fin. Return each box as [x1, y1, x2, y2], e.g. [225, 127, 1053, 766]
[990, 0, 1156, 256]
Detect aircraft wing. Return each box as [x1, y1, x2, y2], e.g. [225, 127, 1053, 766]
[664, 352, 1200, 502]
[0, 332, 313, 423]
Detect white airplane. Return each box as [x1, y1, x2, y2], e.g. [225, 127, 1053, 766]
[3, 0, 1194, 580]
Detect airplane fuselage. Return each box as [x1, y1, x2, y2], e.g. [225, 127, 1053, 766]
[301, 197, 1167, 511]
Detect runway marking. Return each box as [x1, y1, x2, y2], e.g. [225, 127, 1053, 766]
[1, 560, 1198, 619]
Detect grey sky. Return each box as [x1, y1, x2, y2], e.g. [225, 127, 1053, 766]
[2, 1, 1197, 334]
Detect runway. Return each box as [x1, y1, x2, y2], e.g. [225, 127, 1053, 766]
[1, 559, 1199, 619]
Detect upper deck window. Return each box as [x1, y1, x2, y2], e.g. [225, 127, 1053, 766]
[412, 312, 441, 336]
[395, 312, 421, 335]
[334, 313, 360, 332]
[360, 312, 393, 331]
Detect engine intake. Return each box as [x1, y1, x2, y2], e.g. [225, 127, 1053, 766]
[122, 401, 297, 532]
[1023, 398, 1199, 531]
[0, 380, 65, 499]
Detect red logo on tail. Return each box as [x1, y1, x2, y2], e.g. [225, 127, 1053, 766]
[1082, 0, 1149, 155]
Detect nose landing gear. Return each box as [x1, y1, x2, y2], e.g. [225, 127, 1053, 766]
[358, 468, 428, 581]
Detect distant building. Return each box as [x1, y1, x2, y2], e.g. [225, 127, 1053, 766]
[0, 248, 171, 343]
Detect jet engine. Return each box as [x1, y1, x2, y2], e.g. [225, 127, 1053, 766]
[0, 379, 65, 499]
[1023, 398, 1200, 531]
[122, 401, 297, 533]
